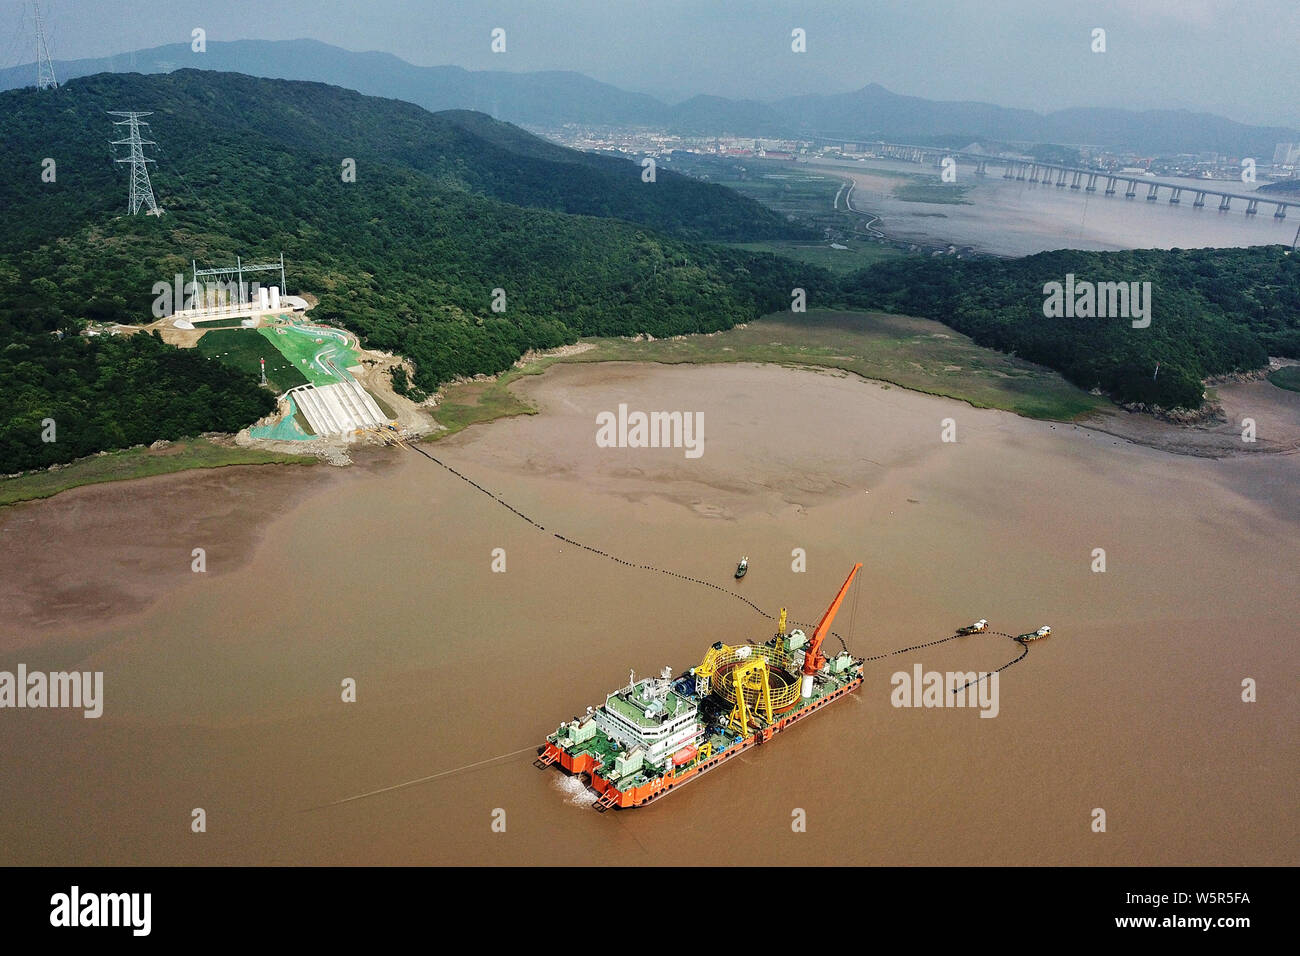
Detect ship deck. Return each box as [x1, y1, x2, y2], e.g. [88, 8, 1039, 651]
[547, 662, 862, 794]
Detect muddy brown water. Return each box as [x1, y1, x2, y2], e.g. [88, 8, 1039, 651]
[0, 362, 1295, 865]
[806, 157, 1299, 256]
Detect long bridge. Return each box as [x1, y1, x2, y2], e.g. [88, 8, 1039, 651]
[868, 141, 1298, 219]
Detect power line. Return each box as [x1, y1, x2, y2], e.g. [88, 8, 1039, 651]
[150, 137, 205, 209]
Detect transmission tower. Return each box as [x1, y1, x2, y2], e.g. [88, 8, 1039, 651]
[32, 1, 57, 89]
[108, 111, 163, 216]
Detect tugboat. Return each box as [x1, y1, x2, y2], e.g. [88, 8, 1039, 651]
[1017, 625, 1052, 641]
[734, 556, 748, 579]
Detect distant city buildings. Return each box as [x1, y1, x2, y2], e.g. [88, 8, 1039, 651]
[529, 124, 1300, 183]
[1273, 143, 1300, 168]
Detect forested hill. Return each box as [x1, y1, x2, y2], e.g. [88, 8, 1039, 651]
[838, 246, 1300, 410]
[0, 70, 804, 249]
[0, 70, 822, 471]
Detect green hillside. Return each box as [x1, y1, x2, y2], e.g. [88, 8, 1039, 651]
[837, 247, 1300, 409]
[0, 70, 824, 472]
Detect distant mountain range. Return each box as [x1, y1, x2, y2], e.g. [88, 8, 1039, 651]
[3, 38, 1295, 158]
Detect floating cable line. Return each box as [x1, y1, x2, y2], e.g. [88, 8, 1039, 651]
[304, 746, 539, 811]
[402, 439, 1035, 685]
[305, 438, 1040, 811]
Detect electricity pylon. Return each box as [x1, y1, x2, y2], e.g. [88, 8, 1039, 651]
[108, 111, 163, 216]
[33, 1, 57, 90]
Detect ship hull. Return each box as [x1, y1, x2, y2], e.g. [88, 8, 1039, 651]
[539, 674, 862, 810]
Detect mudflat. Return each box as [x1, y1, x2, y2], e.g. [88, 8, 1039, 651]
[0, 361, 1294, 865]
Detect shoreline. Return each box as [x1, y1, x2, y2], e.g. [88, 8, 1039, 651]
[0, 444, 391, 645]
[4, 353, 1294, 642]
[0, 438, 318, 508]
[5, 311, 1297, 508]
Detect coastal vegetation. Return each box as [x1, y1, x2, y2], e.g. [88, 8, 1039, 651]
[0, 332, 276, 473]
[0, 438, 313, 507]
[427, 310, 1107, 435]
[836, 246, 1300, 410]
[722, 240, 906, 275]
[1268, 365, 1300, 392]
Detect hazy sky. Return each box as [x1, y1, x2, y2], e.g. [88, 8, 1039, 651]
[7, 0, 1299, 126]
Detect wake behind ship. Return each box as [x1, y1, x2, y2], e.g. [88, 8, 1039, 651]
[536, 564, 864, 810]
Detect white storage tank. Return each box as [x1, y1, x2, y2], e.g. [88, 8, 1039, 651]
[269, 286, 281, 310]
[258, 286, 270, 311]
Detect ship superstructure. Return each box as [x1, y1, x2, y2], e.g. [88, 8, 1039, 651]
[537, 564, 865, 810]
[594, 669, 702, 766]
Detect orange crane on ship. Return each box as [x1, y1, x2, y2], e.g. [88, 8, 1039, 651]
[800, 562, 862, 699]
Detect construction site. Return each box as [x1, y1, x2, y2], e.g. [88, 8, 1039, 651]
[141, 255, 435, 454]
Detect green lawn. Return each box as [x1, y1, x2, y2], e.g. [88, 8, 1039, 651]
[427, 365, 545, 440]
[722, 170, 845, 217]
[260, 324, 358, 386]
[1267, 365, 1300, 392]
[196, 328, 309, 393]
[189, 317, 258, 329]
[1, 439, 314, 507]
[724, 239, 906, 275]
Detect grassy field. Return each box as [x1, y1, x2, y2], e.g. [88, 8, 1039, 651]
[261, 324, 358, 386]
[196, 328, 310, 393]
[1267, 365, 1300, 392]
[427, 365, 550, 440]
[0, 439, 314, 507]
[720, 169, 844, 217]
[428, 309, 1108, 436]
[723, 239, 906, 275]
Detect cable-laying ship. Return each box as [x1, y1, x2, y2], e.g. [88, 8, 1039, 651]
[535, 563, 864, 810]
